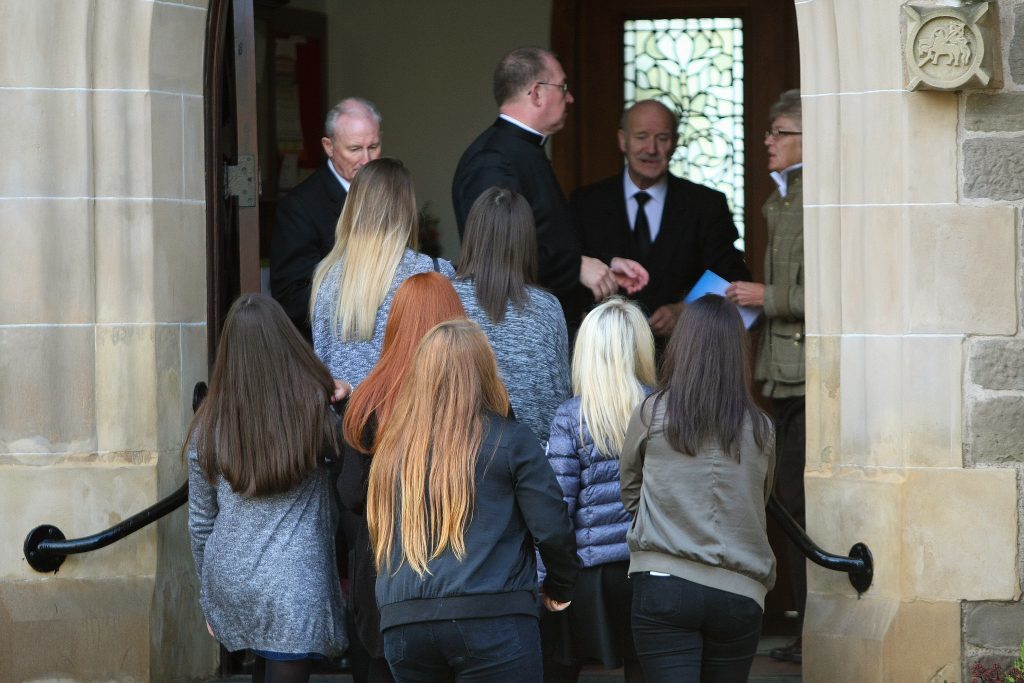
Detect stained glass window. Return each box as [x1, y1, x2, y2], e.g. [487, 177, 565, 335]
[624, 18, 745, 247]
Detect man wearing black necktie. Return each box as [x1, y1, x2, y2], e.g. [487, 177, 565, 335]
[453, 47, 648, 305]
[571, 100, 750, 337]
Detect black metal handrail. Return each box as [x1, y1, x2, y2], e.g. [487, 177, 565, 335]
[767, 494, 873, 595]
[23, 382, 207, 574]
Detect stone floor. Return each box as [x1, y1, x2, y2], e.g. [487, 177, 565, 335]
[208, 636, 802, 682]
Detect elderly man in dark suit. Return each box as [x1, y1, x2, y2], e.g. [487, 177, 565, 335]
[270, 97, 382, 337]
[453, 47, 647, 305]
[571, 99, 749, 337]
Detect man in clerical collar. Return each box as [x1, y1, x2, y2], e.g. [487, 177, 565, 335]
[270, 97, 382, 338]
[452, 47, 647, 307]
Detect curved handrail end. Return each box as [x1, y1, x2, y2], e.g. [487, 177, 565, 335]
[24, 525, 67, 573]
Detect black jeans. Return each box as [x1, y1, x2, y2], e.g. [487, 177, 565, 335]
[383, 614, 541, 682]
[631, 573, 762, 683]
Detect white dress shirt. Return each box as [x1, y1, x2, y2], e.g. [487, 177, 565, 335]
[622, 171, 669, 242]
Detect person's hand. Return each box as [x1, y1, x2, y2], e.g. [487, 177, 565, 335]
[206, 621, 215, 638]
[610, 257, 649, 294]
[580, 256, 618, 301]
[649, 302, 684, 337]
[332, 380, 352, 404]
[541, 593, 571, 612]
[726, 281, 765, 307]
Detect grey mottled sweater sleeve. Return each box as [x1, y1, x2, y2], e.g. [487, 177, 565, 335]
[187, 443, 217, 580]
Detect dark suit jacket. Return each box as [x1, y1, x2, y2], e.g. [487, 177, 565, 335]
[571, 171, 750, 317]
[270, 164, 347, 336]
[452, 118, 581, 293]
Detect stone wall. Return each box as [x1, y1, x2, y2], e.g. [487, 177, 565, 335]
[960, 1, 1024, 674]
[0, 0, 216, 680]
[797, 0, 1020, 680]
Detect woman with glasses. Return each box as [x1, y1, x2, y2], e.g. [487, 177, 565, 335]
[727, 88, 805, 664]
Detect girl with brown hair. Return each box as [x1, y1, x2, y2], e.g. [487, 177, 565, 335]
[621, 294, 776, 682]
[368, 320, 580, 682]
[453, 187, 570, 441]
[186, 294, 346, 683]
[337, 272, 467, 682]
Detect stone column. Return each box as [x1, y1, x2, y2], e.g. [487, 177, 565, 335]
[795, 1, 1019, 681]
[0, 1, 216, 679]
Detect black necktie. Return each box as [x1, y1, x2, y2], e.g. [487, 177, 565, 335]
[633, 191, 652, 259]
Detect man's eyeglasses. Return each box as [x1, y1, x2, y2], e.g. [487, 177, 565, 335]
[536, 81, 570, 94]
[765, 129, 802, 139]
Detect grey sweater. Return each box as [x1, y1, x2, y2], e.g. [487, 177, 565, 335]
[188, 446, 347, 656]
[620, 394, 777, 608]
[312, 249, 456, 387]
[452, 278, 570, 442]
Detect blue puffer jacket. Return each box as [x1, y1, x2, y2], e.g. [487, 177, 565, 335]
[546, 391, 651, 568]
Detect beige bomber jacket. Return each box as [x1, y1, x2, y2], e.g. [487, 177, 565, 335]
[620, 394, 777, 608]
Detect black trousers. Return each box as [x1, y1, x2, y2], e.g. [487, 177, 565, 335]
[631, 573, 762, 682]
[383, 614, 541, 682]
[772, 395, 807, 620]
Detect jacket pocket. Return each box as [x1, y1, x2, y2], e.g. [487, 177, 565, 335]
[769, 320, 805, 385]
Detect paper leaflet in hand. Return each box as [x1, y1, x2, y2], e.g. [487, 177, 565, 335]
[683, 270, 762, 329]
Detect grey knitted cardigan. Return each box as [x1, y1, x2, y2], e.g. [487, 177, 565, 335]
[452, 278, 570, 442]
[188, 446, 348, 656]
[312, 249, 456, 387]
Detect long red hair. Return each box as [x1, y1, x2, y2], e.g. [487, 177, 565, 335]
[343, 272, 467, 452]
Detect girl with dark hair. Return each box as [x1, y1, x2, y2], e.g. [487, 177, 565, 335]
[186, 294, 347, 683]
[368, 320, 580, 682]
[337, 272, 467, 682]
[543, 297, 656, 683]
[621, 294, 776, 682]
[453, 186, 570, 442]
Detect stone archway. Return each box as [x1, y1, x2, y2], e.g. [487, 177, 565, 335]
[0, 1, 214, 679]
[794, 1, 1020, 680]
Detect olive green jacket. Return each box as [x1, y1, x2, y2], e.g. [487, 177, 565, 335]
[757, 169, 805, 399]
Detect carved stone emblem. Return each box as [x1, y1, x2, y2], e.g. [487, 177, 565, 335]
[904, 2, 992, 90]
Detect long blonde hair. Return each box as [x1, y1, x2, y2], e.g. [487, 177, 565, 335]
[310, 158, 418, 341]
[367, 320, 510, 576]
[572, 297, 656, 457]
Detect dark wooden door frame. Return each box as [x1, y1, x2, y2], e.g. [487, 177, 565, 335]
[551, 0, 800, 282]
[204, 0, 262, 367]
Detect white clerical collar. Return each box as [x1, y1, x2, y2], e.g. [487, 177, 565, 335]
[499, 114, 547, 145]
[622, 169, 668, 204]
[770, 163, 802, 198]
[326, 158, 351, 192]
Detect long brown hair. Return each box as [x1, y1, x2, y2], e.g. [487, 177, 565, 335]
[367, 320, 509, 576]
[343, 273, 467, 452]
[657, 294, 771, 457]
[185, 294, 338, 496]
[455, 187, 538, 323]
[310, 157, 419, 340]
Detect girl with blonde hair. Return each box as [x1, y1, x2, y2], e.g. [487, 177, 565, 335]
[368, 320, 579, 682]
[310, 157, 455, 387]
[543, 297, 656, 683]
